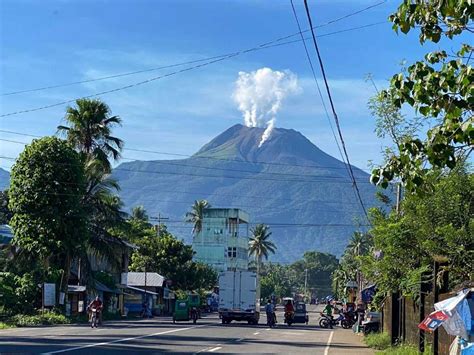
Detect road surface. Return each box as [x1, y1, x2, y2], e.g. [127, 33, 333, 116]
[0, 306, 372, 354]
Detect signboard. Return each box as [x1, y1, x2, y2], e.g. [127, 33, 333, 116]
[59, 292, 65, 305]
[43, 283, 56, 307]
[78, 300, 84, 313]
[418, 310, 448, 332]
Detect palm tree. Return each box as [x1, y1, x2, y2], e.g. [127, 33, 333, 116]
[185, 200, 211, 236]
[131, 206, 149, 222]
[347, 232, 369, 258]
[248, 224, 276, 275]
[57, 98, 123, 171]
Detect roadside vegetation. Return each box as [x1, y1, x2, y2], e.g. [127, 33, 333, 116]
[364, 333, 432, 355]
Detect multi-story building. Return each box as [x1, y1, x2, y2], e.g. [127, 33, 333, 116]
[193, 208, 249, 272]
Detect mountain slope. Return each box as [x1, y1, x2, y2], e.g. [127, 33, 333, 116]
[0, 168, 9, 190]
[113, 124, 378, 262]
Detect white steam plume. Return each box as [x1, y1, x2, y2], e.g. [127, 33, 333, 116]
[233, 67, 300, 147]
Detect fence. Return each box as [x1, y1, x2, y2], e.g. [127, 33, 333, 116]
[381, 291, 455, 354]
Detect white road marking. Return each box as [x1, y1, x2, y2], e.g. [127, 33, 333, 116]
[208, 347, 222, 352]
[324, 331, 334, 355]
[253, 332, 260, 335]
[42, 324, 207, 354]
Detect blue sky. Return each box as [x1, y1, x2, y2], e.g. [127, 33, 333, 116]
[0, 0, 455, 171]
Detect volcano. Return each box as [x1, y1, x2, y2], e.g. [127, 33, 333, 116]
[112, 124, 379, 262]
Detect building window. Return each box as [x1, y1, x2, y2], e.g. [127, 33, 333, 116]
[227, 247, 236, 258]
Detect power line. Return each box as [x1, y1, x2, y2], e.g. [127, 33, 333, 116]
[289, 0, 363, 213]
[302, 0, 371, 223]
[0, 152, 373, 185]
[1, 1, 387, 97]
[0, 130, 372, 173]
[0, 15, 387, 117]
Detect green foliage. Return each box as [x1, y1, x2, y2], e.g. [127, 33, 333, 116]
[249, 224, 276, 275]
[10, 312, 70, 327]
[0, 322, 13, 329]
[332, 233, 372, 299]
[363, 166, 473, 300]
[0, 272, 39, 315]
[390, 1, 472, 43]
[57, 98, 123, 172]
[376, 344, 432, 355]
[8, 137, 87, 259]
[370, 1, 473, 192]
[364, 332, 391, 350]
[261, 251, 338, 300]
[185, 200, 211, 235]
[128, 212, 216, 291]
[0, 190, 12, 224]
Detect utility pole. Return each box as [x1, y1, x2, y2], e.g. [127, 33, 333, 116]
[156, 213, 169, 236]
[304, 269, 308, 300]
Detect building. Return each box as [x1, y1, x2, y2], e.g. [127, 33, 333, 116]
[193, 208, 250, 272]
[121, 272, 168, 315]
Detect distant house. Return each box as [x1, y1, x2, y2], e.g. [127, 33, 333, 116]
[67, 237, 137, 316]
[192, 208, 250, 272]
[121, 272, 168, 315]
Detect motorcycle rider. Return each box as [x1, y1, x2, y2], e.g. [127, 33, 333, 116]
[284, 300, 294, 322]
[322, 301, 334, 329]
[87, 296, 103, 327]
[265, 299, 276, 326]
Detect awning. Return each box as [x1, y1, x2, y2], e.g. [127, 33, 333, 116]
[126, 286, 159, 296]
[68, 285, 86, 293]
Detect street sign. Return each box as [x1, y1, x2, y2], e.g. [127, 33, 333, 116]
[43, 283, 56, 307]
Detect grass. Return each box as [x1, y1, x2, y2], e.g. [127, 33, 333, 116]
[364, 332, 432, 354]
[364, 332, 391, 350]
[376, 344, 432, 354]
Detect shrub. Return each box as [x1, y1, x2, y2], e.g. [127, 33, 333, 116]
[364, 332, 391, 350]
[0, 322, 13, 329]
[376, 344, 432, 355]
[9, 312, 70, 327]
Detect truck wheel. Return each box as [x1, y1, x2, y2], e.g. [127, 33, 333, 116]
[222, 318, 227, 324]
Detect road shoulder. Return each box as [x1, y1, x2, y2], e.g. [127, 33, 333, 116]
[329, 329, 374, 354]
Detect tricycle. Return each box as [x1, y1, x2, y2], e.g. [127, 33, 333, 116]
[293, 302, 309, 324]
[172, 299, 199, 324]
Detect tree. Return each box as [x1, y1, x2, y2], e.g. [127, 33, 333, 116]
[129, 228, 215, 291]
[8, 137, 87, 294]
[57, 98, 123, 172]
[185, 200, 211, 236]
[370, 1, 473, 192]
[361, 165, 473, 303]
[248, 224, 276, 275]
[131, 205, 149, 222]
[0, 190, 12, 225]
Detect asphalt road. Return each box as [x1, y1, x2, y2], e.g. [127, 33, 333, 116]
[0, 306, 370, 354]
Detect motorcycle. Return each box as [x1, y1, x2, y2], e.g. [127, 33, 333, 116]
[90, 308, 100, 328]
[284, 311, 294, 326]
[319, 312, 355, 329]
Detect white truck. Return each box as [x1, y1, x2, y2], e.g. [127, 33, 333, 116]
[218, 270, 260, 325]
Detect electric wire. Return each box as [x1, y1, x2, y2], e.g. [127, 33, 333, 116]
[303, 0, 371, 222]
[1, 1, 387, 97]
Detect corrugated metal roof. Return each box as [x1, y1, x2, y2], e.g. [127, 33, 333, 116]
[121, 272, 165, 287]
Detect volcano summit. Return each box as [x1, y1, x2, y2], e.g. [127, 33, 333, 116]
[112, 124, 378, 261]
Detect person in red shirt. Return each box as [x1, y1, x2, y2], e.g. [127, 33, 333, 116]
[88, 296, 103, 324]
